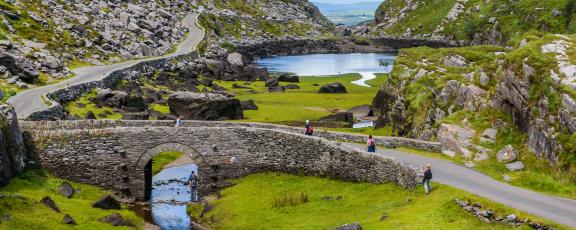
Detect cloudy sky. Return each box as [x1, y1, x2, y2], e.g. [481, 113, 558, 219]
[313, 0, 382, 3]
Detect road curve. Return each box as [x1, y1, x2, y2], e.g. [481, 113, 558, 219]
[8, 13, 204, 119]
[345, 143, 576, 228]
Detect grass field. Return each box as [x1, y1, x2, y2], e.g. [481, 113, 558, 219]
[193, 173, 559, 230]
[0, 169, 142, 230]
[216, 73, 387, 124]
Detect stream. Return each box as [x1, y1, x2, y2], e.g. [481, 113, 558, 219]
[147, 164, 198, 230]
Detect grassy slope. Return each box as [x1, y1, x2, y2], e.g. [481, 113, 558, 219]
[151, 151, 184, 175]
[374, 0, 575, 42]
[194, 173, 559, 230]
[0, 169, 142, 230]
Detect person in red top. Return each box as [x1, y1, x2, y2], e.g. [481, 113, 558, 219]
[367, 135, 376, 152]
[305, 120, 314, 136]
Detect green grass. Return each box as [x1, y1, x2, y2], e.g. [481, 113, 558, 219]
[195, 173, 559, 230]
[0, 169, 142, 230]
[217, 73, 388, 124]
[64, 90, 122, 120]
[151, 151, 184, 175]
[150, 104, 170, 114]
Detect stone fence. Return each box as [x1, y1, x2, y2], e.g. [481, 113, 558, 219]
[25, 124, 419, 200]
[20, 120, 442, 152]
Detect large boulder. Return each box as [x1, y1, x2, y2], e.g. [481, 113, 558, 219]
[0, 51, 39, 83]
[278, 74, 299, 83]
[59, 182, 75, 198]
[40, 196, 61, 213]
[444, 54, 467, 67]
[226, 52, 244, 66]
[319, 112, 354, 123]
[168, 92, 243, 120]
[92, 195, 121, 210]
[265, 77, 279, 88]
[98, 213, 134, 227]
[319, 82, 347, 94]
[496, 145, 518, 162]
[438, 124, 475, 158]
[241, 100, 258, 110]
[336, 223, 362, 230]
[0, 104, 26, 187]
[505, 161, 525, 171]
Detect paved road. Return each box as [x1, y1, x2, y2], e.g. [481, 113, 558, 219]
[8, 13, 204, 119]
[345, 143, 576, 228]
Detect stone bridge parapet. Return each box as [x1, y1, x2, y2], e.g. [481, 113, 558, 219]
[22, 120, 424, 200]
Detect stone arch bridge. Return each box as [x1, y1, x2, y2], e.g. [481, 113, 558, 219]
[20, 120, 438, 200]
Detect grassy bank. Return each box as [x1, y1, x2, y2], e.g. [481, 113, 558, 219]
[0, 169, 142, 229]
[151, 151, 184, 175]
[192, 173, 559, 230]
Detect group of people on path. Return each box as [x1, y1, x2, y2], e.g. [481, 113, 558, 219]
[304, 120, 433, 195]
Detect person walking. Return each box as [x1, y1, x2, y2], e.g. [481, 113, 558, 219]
[305, 120, 314, 136]
[421, 164, 433, 195]
[367, 135, 376, 152]
[175, 115, 183, 127]
[188, 171, 198, 202]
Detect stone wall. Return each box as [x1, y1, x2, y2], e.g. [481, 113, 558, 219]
[0, 104, 27, 187]
[24, 124, 419, 200]
[20, 120, 442, 152]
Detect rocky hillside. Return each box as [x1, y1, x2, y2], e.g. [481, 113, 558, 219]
[372, 33, 576, 178]
[371, 0, 576, 45]
[0, 104, 26, 187]
[0, 0, 332, 101]
[196, 0, 334, 57]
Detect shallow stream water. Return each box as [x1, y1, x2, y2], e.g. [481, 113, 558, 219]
[134, 164, 198, 230]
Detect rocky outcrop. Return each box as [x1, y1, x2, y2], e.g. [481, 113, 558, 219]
[0, 104, 27, 187]
[318, 83, 347, 94]
[167, 92, 243, 120]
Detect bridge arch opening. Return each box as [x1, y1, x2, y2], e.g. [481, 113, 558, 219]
[135, 143, 208, 201]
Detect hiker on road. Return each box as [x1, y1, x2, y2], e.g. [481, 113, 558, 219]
[367, 135, 376, 152]
[421, 164, 433, 195]
[305, 120, 314, 136]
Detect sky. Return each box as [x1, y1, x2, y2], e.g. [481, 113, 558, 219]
[312, 0, 382, 3]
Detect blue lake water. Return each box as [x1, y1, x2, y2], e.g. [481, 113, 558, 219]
[151, 164, 198, 230]
[255, 53, 396, 77]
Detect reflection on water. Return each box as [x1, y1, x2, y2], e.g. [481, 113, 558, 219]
[353, 120, 374, 129]
[151, 164, 198, 230]
[255, 53, 396, 77]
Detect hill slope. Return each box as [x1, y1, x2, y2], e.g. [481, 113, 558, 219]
[373, 0, 576, 45]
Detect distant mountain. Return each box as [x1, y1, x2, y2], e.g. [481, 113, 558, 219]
[312, 1, 381, 26]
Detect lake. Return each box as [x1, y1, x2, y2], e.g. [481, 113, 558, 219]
[255, 53, 396, 87]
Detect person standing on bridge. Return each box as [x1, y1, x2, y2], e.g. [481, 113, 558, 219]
[421, 164, 433, 195]
[305, 120, 314, 136]
[175, 115, 183, 127]
[367, 135, 376, 152]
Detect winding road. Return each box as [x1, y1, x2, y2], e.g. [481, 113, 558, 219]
[345, 143, 576, 228]
[7, 13, 204, 119]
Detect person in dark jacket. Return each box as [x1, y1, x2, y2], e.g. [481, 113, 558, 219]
[188, 171, 198, 201]
[421, 164, 433, 195]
